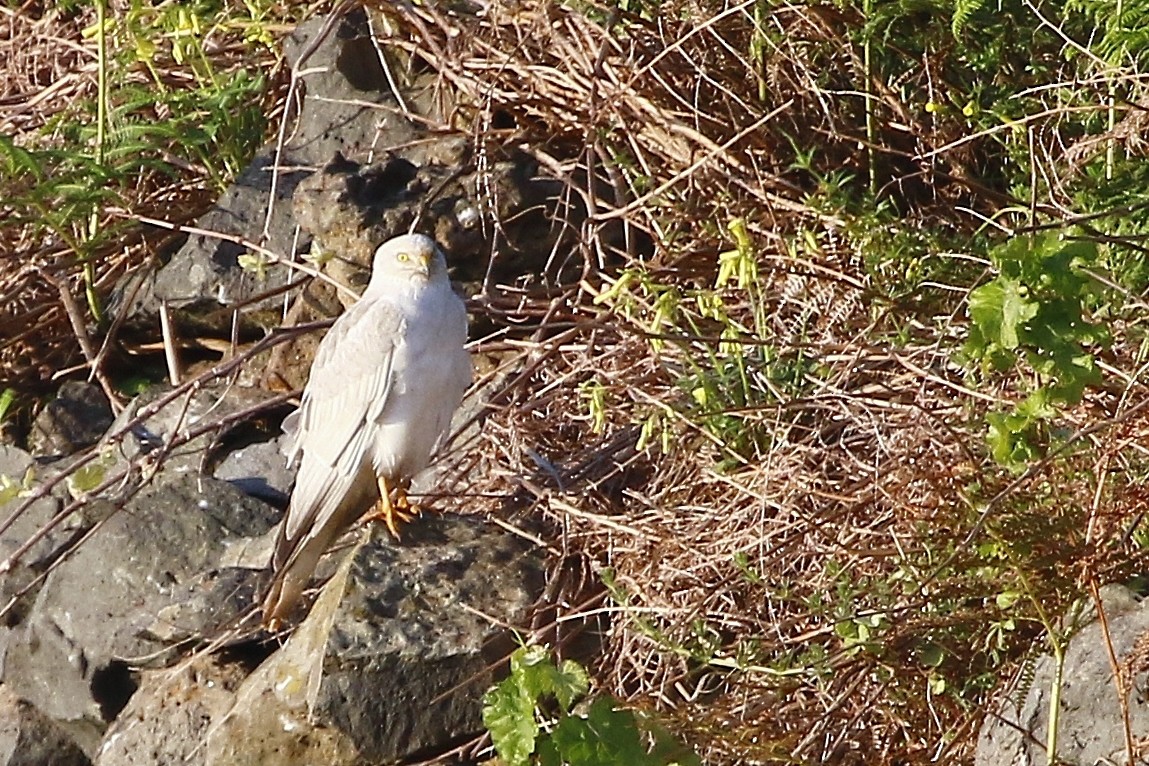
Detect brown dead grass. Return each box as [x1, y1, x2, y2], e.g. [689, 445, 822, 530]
[376, 0, 1149, 762]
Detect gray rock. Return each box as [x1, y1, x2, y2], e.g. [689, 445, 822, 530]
[976, 584, 1149, 766]
[111, 383, 283, 480]
[109, 9, 423, 330]
[207, 514, 544, 764]
[0, 445, 77, 627]
[142, 567, 265, 647]
[212, 435, 294, 505]
[2, 476, 278, 758]
[0, 684, 90, 766]
[109, 4, 579, 353]
[28, 382, 113, 459]
[93, 655, 250, 766]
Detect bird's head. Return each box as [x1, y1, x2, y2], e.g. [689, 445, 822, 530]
[368, 233, 448, 289]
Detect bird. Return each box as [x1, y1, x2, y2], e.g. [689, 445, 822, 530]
[261, 233, 472, 626]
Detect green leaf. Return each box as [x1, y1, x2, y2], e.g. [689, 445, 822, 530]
[482, 672, 538, 766]
[0, 388, 17, 424]
[986, 409, 1043, 472]
[511, 645, 589, 713]
[549, 698, 649, 766]
[0, 475, 21, 507]
[68, 460, 107, 496]
[951, 0, 986, 36]
[553, 659, 591, 711]
[918, 642, 945, 668]
[513, 645, 556, 702]
[968, 277, 1038, 351]
[1015, 389, 1054, 420]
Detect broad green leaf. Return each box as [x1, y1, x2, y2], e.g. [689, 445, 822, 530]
[549, 698, 648, 766]
[513, 644, 556, 702]
[482, 677, 537, 766]
[986, 410, 1042, 471]
[68, 461, 107, 496]
[553, 659, 590, 712]
[968, 277, 1038, 351]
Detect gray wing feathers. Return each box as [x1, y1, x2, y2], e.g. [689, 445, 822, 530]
[274, 298, 403, 564]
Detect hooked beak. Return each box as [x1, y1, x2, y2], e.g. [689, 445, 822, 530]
[415, 253, 431, 276]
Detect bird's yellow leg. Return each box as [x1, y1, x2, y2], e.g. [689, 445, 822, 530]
[376, 475, 403, 539]
[356, 475, 399, 539]
[357, 476, 419, 539]
[393, 484, 421, 519]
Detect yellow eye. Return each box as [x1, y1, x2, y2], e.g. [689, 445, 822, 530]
[396, 252, 410, 262]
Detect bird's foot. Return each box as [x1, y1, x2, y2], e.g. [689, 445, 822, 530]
[393, 486, 422, 519]
[357, 479, 419, 540]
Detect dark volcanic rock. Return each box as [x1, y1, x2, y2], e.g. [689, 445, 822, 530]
[109, 5, 576, 362]
[108, 9, 424, 332]
[0, 445, 76, 628]
[111, 383, 284, 480]
[28, 382, 114, 459]
[212, 435, 294, 505]
[1, 476, 278, 758]
[207, 515, 544, 764]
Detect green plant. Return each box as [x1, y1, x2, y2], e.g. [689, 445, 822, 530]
[961, 230, 1109, 470]
[0, 389, 17, 426]
[595, 221, 823, 467]
[0, 0, 273, 309]
[483, 645, 699, 766]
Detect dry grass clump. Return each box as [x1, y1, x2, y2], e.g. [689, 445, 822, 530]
[446, 266, 1149, 762]
[377, 0, 1149, 761]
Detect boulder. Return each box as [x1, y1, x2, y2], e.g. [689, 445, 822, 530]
[2, 476, 278, 757]
[0, 685, 90, 766]
[976, 584, 1149, 766]
[207, 515, 543, 764]
[0, 445, 75, 627]
[93, 655, 253, 766]
[28, 382, 114, 459]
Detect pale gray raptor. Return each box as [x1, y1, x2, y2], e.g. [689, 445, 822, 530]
[262, 234, 471, 625]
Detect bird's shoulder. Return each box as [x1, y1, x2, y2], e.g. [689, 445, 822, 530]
[309, 295, 406, 378]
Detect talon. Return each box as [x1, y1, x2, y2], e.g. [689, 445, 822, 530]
[393, 486, 421, 519]
[355, 478, 423, 540]
[356, 475, 404, 540]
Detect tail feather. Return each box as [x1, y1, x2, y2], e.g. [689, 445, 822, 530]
[261, 462, 375, 626]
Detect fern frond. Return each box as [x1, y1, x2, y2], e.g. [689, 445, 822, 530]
[952, 0, 986, 36]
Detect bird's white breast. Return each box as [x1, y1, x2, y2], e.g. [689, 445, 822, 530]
[370, 280, 470, 478]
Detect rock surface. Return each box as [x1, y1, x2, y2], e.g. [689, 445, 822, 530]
[0, 445, 76, 627]
[85, 515, 543, 766]
[110, 9, 416, 330]
[28, 382, 114, 459]
[2, 476, 278, 758]
[212, 435, 294, 505]
[0, 685, 90, 766]
[976, 584, 1149, 766]
[207, 515, 543, 764]
[111, 382, 286, 480]
[93, 655, 254, 766]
